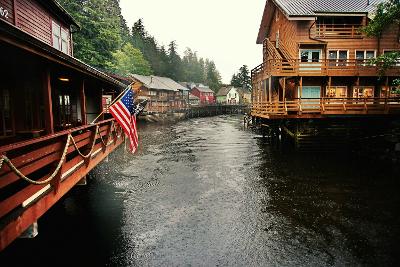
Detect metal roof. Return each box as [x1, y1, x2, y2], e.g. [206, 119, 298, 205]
[273, 0, 384, 17]
[131, 75, 189, 91]
[194, 86, 215, 93]
[216, 86, 234, 96]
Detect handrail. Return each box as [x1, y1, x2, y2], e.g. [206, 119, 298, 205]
[251, 58, 400, 80]
[311, 24, 363, 39]
[0, 119, 115, 154]
[251, 97, 400, 116]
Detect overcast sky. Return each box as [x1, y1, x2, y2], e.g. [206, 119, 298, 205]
[120, 0, 264, 84]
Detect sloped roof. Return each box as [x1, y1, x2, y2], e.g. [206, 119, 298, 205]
[216, 86, 233, 96]
[237, 88, 251, 95]
[257, 0, 384, 43]
[194, 86, 214, 93]
[273, 0, 384, 17]
[131, 74, 188, 91]
[44, 0, 79, 28]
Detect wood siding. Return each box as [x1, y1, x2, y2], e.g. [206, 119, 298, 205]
[0, 0, 14, 24]
[268, 7, 297, 59]
[15, 0, 52, 45]
[0, 0, 72, 55]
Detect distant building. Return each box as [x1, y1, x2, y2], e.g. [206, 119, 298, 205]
[131, 74, 189, 113]
[237, 88, 252, 105]
[189, 93, 200, 106]
[191, 86, 215, 105]
[216, 86, 240, 104]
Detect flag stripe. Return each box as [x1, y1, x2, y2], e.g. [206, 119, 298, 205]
[108, 88, 138, 153]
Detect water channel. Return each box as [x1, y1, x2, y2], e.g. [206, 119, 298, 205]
[1, 115, 400, 266]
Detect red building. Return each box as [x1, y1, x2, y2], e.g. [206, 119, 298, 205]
[0, 0, 126, 250]
[190, 86, 215, 105]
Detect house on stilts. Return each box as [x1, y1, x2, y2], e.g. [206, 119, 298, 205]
[0, 0, 130, 250]
[252, 0, 400, 148]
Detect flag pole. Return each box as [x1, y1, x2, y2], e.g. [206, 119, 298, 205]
[91, 83, 134, 124]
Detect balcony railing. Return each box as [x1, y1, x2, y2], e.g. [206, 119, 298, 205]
[311, 24, 363, 39]
[252, 59, 400, 80]
[0, 119, 124, 249]
[252, 98, 400, 117]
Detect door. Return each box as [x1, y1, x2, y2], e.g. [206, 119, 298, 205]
[300, 86, 321, 110]
[299, 50, 322, 72]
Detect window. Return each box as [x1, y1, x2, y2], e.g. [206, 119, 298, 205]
[300, 50, 321, 63]
[52, 21, 61, 50]
[353, 86, 374, 98]
[329, 50, 348, 66]
[61, 29, 69, 54]
[356, 50, 375, 66]
[52, 21, 69, 54]
[326, 86, 347, 98]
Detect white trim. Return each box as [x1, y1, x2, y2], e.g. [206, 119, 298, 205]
[288, 16, 316, 21]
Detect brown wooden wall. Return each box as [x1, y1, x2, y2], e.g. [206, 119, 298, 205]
[0, 0, 71, 54]
[268, 6, 297, 58]
[0, 0, 14, 24]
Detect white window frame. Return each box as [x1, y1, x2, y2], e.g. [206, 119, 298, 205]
[52, 20, 70, 55]
[52, 21, 61, 50]
[61, 28, 69, 54]
[355, 50, 376, 66]
[328, 50, 349, 66]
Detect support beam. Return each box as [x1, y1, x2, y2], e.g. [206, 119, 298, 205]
[283, 78, 286, 102]
[299, 77, 303, 98]
[80, 80, 87, 125]
[42, 69, 54, 134]
[268, 77, 272, 103]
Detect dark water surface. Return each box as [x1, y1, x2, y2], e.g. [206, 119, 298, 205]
[2, 115, 400, 266]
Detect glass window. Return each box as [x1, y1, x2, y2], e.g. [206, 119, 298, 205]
[61, 29, 69, 54]
[52, 21, 61, 50]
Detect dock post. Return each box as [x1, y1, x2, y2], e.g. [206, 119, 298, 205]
[19, 222, 38, 239]
[77, 175, 88, 186]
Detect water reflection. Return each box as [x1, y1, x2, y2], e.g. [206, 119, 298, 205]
[1, 115, 399, 266]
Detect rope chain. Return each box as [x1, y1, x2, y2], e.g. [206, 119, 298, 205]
[70, 126, 99, 159]
[0, 122, 120, 186]
[0, 135, 71, 185]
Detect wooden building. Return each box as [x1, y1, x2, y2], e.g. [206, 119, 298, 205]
[216, 86, 240, 104]
[0, 0, 126, 250]
[131, 74, 189, 113]
[252, 0, 400, 119]
[191, 86, 215, 105]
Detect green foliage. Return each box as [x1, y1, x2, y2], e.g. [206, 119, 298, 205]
[362, 0, 400, 38]
[58, 2, 222, 84]
[110, 43, 152, 76]
[205, 60, 222, 92]
[58, 0, 124, 70]
[231, 65, 252, 90]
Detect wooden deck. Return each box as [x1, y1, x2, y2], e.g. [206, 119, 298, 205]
[252, 98, 400, 119]
[0, 119, 125, 250]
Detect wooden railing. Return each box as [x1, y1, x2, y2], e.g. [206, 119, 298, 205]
[0, 119, 124, 250]
[252, 59, 400, 80]
[252, 98, 400, 117]
[311, 24, 363, 39]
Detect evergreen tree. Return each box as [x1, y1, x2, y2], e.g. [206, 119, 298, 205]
[58, 0, 123, 70]
[166, 41, 183, 81]
[110, 43, 152, 76]
[205, 60, 222, 92]
[231, 65, 252, 90]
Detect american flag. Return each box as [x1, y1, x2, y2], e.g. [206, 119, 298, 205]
[109, 88, 138, 153]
